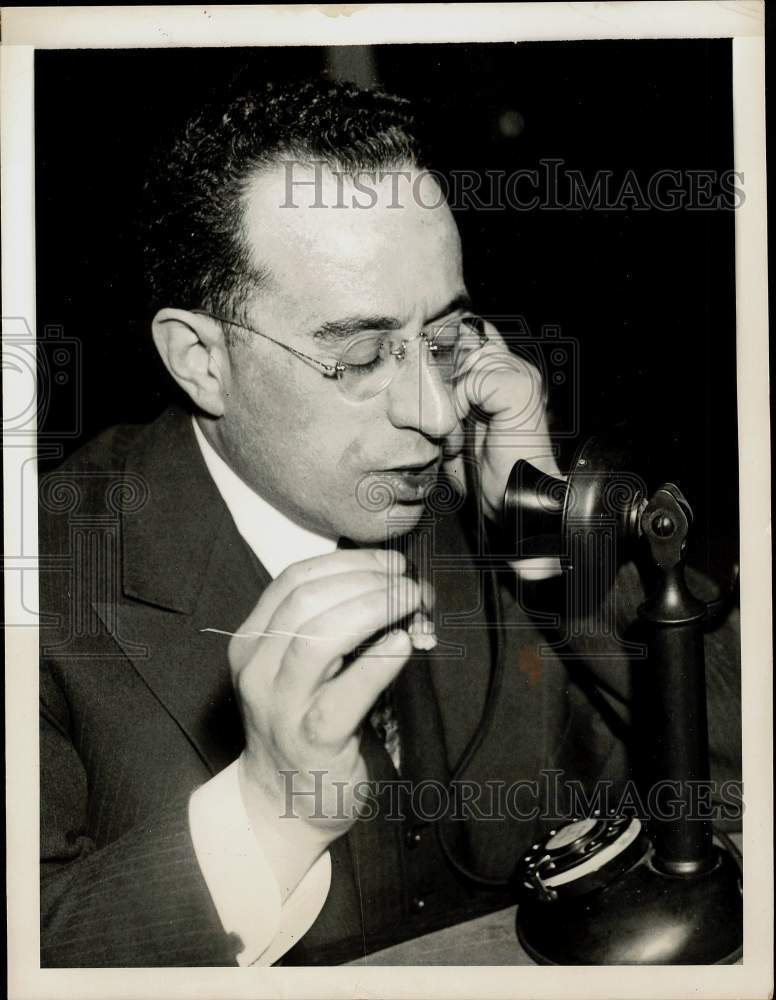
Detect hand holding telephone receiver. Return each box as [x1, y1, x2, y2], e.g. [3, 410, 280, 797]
[502, 434, 743, 965]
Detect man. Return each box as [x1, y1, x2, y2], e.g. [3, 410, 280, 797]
[39, 77, 740, 967]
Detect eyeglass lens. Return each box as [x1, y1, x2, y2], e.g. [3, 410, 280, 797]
[337, 317, 487, 401]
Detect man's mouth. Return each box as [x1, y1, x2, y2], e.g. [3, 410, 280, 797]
[373, 458, 440, 503]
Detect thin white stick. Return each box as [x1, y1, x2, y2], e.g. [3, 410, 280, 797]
[200, 627, 350, 641]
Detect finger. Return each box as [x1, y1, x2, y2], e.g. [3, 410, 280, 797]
[451, 319, 510, 390]
[477, 318, 509, 352]
[230, 570, 408, 681]
[303, 629, 414, 750]
[448, 324, 545, 452]
[455, 344, 545, 428]
[234, 548, 406, 642]
[457, 322, 541, 406]
[277, 577, 423, 698]
[264, 569, 419, 644]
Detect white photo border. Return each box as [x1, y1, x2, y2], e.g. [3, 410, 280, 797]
[2, 4, 771, 999]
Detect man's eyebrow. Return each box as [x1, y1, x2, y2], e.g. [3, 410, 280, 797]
[310, 315, 404, 342]
[309, 293, 474, 343]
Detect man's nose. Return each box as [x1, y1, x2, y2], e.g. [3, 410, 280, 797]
[385, 342, 462, 439]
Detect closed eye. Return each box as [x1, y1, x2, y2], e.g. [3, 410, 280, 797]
[348, 355, 384, 375]
[339, 335, 388, 372]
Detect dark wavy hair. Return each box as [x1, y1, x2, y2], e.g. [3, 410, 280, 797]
[142, 76, 426, 326]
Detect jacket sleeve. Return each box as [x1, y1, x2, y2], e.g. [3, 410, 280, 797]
[40, 662, 241, 968]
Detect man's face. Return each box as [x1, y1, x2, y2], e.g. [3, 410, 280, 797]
[213, 162, 469, 543]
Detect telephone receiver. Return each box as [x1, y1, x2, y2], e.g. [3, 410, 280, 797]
[501, 433, 743, 965]
[502, 434, 647, 612]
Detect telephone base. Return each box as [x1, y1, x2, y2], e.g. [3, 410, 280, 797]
[515, 845, 742, 965]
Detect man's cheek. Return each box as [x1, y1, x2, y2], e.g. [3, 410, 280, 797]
[338, 435, 372, 472]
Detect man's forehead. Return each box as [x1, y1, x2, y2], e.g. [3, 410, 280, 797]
[239, 160, 464, 331]
[240, 161, 457, 258]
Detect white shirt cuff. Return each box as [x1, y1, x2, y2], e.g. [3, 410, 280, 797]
[188, 759, 331, 966]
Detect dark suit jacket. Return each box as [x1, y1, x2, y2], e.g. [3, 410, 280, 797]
[39, 407, 741, 967]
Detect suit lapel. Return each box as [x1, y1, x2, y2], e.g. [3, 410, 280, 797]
[98, 408, 271, 775]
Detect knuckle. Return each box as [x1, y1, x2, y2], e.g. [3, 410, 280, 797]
[301, 702, 330, 747]
[278, 560, 310, 591]
[234, 662, 262, 707]
[526, 361, 547, 392]
[285, 633, 316, 665]
[523, 359, 543, 383]
[285, 586, 317, 623]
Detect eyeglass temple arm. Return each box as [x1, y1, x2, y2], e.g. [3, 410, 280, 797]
[188, 309, 345, 377]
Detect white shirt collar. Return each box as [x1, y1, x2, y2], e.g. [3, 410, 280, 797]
[191, 416, 337, 579]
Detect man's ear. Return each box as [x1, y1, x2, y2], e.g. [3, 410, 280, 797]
[151, 309, 231, 417]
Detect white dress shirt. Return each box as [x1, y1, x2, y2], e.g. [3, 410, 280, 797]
[188, 417, 337, 966]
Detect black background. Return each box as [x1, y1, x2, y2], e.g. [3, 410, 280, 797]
[34, 40, 738, 581]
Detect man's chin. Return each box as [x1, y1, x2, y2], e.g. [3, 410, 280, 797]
[338, 500, 427, 546]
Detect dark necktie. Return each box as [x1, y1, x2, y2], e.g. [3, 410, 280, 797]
[370, 683, 402, 774]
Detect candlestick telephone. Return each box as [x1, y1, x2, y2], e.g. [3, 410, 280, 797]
[437, 432, 742, 964]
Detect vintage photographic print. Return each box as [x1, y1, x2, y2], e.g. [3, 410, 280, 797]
[2, 4, 771, 999]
